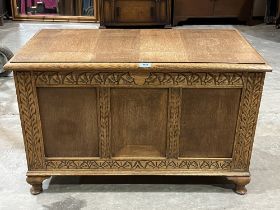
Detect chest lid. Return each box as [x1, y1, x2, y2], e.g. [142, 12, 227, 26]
[10, 29, 267, 64]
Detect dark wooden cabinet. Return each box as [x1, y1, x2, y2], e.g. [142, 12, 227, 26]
[173, 0, 255, 25]
[276, 0, 280, 28]
[0, 0, 3, 26]
[174, 0, 214, 17]
[100, 0, 171, 27]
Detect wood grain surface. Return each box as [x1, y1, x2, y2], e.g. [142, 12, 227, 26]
[37, 87, 99, 157]
[10, 29, 270, 195]
[111, 88, 168, 158]
[100, 0, 171, 27]
[10, 29, 265, 64]
[180, 88, 241, 158]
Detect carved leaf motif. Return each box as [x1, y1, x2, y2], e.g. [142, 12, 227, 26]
[144, 72, 243, 86]
[49, 72, 62, 84]
[188, 73, 201, 85]
[15, 72, 45, 169]
[46, 159, 232, 170]
[203, 73, 215, 85]
[77, 72, 93, 84]
[216, 74, 229, 85]
[98, 88, 111, 158]
[174, 74, 186, 84]
[118, 73, 136, 85]
[167, 88, 181, 158]
[35, 72, 243, 87]
[233, 73, 265, 170]
[64, 73, 78, 84]
[35, 72, 136, 86]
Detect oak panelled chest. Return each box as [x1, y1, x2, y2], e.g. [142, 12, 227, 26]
[4, 29, 271, 195]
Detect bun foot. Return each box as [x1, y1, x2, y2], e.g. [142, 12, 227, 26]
[30, 184, 43, 195]
[26, 176, 50, 195]
[235, 184, 247, 195]
[227, 176, 250, 195]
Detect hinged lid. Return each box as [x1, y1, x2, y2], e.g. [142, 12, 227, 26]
[5, 29, 272, 72]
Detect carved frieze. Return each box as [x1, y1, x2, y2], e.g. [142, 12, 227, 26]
[35, 72, 244, 87]
[46, 159, 232, 170]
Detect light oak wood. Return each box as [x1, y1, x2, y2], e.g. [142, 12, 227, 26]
[27, 170, 250, 177]
[180, 89, 241, 158]
[227, 176, 251, 195]
[4, 29, 271, 195]
[4, 62, 272, 72]
[26, 176, 50, 195]
[111, 88, 168, 157]
[9, 29, 265, 64]
[37, 88, 99, 157]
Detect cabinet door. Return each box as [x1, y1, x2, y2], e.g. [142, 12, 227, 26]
[174, 0, 214, 17]
[115, 0, 157, 23]
[158, 0, 170, 23]
[101, 0, 113, 24]
[213, 0, 251, 16]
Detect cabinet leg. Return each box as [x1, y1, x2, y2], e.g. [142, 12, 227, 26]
[227, 176, 250, 195]
[26, 176, 50, 195]
[276, 18, 280, 29]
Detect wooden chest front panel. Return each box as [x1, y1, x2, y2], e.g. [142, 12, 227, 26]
[13, 71, 266, 173]
[111, 88, 168, 158]
[37, 88, 99, 157]
[36, 86, 241, 160]
[180, 89, 241, 158]
[36, 87, 241, 160]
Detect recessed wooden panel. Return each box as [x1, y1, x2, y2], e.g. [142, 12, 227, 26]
[115, 0, 156, 23]
[174, 0, 214, 17]
[103, 0, 113, 23]
[159, 0, 168, 22]
[180, 88, 241, 158]
[111, 88, 168, 158]
[214, 0, 249, 16]
[37, 88, 99, 157]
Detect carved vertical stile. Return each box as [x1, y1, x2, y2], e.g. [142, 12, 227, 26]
[98, 87, 111, 158]
[232, 72, 265, 170]
[167, 88, 182, 159]
[14, 71, 46, 170]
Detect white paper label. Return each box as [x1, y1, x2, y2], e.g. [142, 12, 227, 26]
[139, 63, 152, 68]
